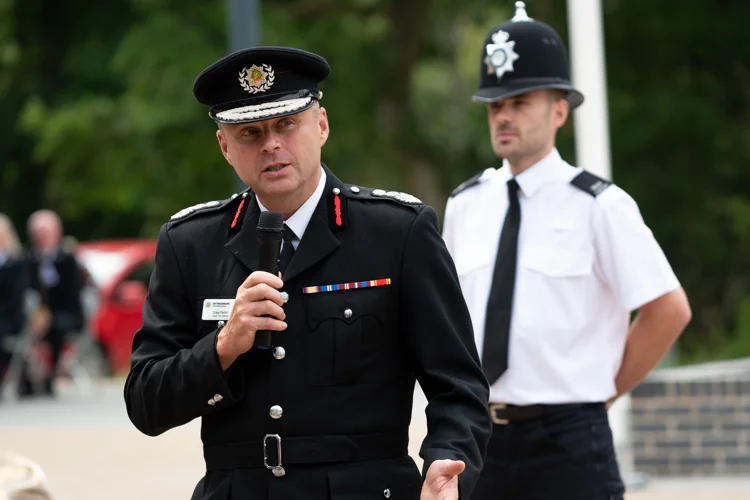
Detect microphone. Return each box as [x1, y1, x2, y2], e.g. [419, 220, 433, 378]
[254, 211, 284, 349]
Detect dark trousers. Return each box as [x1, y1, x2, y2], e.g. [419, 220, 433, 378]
[18, 327, 66, 396]
[471, 403, 625, 500]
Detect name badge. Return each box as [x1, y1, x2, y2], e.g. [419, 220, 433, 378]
[202, 299, 235, 321]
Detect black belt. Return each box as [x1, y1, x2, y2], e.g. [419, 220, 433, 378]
[203, 430, 408, 471]
[489, 402, 604, 425]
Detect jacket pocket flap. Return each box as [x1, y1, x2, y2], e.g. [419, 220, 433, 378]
[306, 287, 388, 329]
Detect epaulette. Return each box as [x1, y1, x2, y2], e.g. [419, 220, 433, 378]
[570, 170, 612, 197]
[344, 185, 423, 206]
[450, 171, 485, 198]
[168, 188, 251, 224]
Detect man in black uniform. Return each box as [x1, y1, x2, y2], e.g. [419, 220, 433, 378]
[124, 47, 491, 499]
[21, 210, 85, 397]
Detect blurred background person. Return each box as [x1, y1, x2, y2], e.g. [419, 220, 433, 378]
[18, 210, 85, 398]
[0, 451, 54, 500]
[0, 214, 29, 394]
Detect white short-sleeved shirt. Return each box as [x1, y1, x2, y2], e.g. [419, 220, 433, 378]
[442, 148, 680, 405]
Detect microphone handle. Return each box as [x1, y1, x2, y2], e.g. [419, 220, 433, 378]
[254, 234, 283, 349]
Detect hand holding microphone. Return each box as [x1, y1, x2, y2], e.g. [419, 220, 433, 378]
[216, 211, 287, 371]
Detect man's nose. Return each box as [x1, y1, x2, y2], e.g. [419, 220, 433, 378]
[261, 133, 282, 153]
[491, 105, 513, 123]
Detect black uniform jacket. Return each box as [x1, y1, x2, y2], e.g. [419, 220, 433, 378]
[0, 255, 29, 335]
[27, 248, 85, 333]
[124, 166, 491, 500]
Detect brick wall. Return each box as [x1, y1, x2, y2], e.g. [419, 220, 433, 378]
[630, 367, 750, 477]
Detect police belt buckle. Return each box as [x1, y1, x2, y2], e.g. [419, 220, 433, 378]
[263, 434, 286, 477]
[489, 403, 510, 425]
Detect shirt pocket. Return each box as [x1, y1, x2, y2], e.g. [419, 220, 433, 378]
[304, 287, 391, 386]
[453, 236, 496, 312]
[515, 244, 594, 330]
[453, 232, 496, 277]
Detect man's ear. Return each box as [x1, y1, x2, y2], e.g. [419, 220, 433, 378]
[552, 95, 569, 129]
[216, 127, 233, 165]
[318, 106, 330, 146]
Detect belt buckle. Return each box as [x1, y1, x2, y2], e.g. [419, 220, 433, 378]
[263, 434, 286, 477]
[489, 403, 510, 425]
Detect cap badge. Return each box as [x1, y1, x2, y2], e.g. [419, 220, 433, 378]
[484, 30, 519, 80]
[239, 64, 275, 94]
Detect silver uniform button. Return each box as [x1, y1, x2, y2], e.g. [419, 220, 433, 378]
[280, 291, 289, 304]
[217, 321, 225, 327]
[208, 398, 216, 406]
[344, 308, 353, 319]
[269, 405, 283, 419]
[350, 186, 360, 193]
[332, 187, 341, 195]
[272, 466, 286, 477]
[383, 488, 391, 498]
[213, 394, 223, 402]
[372, 189, 386, 196]
[273, 346, 286, 360]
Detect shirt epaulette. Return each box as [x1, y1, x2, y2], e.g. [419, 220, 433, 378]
[168, 188, 251, 225]
[344, 185, 423, 208]
[570, 170, 612, 197]
[450, 171, 485, 198]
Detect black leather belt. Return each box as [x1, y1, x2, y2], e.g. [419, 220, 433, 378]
[203, 430, 408, 471]
[489, 402, 604, 425]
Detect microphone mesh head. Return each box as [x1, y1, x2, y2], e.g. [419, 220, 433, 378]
[258, 211, 284, 232]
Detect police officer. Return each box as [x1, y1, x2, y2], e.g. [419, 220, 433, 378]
[124, 46, 491, 499]
[442, 3, 692, 499]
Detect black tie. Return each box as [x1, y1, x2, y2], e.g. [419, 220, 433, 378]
[482, 178, 521, 385]
[278, 224, 296, 275]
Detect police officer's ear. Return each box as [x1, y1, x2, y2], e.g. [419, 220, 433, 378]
[549, 90, 570, 130]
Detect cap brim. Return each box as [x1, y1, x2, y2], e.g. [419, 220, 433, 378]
[212, 96, 317, 124]
[472, 81, 584, 110]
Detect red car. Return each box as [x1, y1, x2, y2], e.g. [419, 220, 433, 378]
[75, 239, 156, 374]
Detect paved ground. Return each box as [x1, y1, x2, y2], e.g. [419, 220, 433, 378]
[1, 380, 749, 500]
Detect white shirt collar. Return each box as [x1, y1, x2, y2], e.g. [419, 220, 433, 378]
[500, 148, 568, 198]
[257, 167, 327, 247]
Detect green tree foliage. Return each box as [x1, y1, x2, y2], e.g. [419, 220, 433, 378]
[1, 0, 748, 362]
[599, 0, 750, 361]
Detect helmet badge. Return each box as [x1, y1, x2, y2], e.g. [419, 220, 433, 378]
[484, 30, 519, 80]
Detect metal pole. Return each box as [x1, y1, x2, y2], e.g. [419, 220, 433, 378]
[566, 0, 611, 180]
[228, 0, 261, 52]
[566, 0, 647, 489]
[227, 0, 261, 190]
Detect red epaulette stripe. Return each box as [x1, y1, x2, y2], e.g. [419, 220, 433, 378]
[333, 192, 343, 226]
[231, 198, 246, 229]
